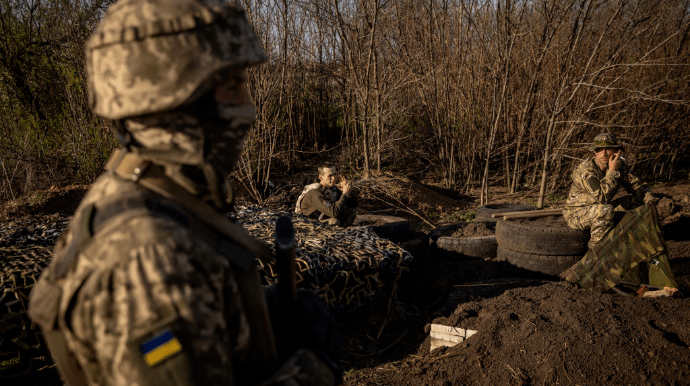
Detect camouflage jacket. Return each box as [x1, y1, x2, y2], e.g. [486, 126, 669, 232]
[565, 156, 650, 209]
[29, 166, 334, 386]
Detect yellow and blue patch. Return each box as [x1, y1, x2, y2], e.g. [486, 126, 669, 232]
[140, 330, 182, 367]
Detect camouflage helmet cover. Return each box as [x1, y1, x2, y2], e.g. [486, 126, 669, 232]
[86, 0, 266, 120]
[591, 132, 623, 151]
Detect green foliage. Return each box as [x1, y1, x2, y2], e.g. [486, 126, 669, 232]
[0, 0, 118, 200]
[343, 369, 365, 382]
[448, 210, 476, 223]
[546, 193, 566, 204]
[30, 191, 45, 205]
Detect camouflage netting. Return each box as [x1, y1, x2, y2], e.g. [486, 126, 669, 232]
[564, 204, 678, 291]
[0, 208, 413, 377]
[0, 215, 69, 379]
[232, 206, 414, 314]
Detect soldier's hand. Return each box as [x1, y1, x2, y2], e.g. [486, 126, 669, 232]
[340, 177, 351, 194]
[608, 151, 622, 171]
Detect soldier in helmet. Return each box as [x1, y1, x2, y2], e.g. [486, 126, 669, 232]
[563, 132, 657, 247]
[28, 1, 340, 385]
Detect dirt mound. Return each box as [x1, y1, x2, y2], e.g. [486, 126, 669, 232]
[354, 217, 390, 227]
[449, 222, 495, 238]
[0, 185, 87, 220]
[513, 215, 572, 229]
[413, 281, 690, 386]
[351, 175, 474, 229]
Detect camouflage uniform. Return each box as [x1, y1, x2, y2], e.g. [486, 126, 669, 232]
[27, 1, 336, 385]
[563, 134, 652, 245]
[298, 185, 358, 227]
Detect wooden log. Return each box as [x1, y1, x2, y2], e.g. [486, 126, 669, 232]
[491, 208, 563, 220]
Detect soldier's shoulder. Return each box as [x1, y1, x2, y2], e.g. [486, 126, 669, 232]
[305, 185, 324, 196]
[79, 204, 198, 269]
[76, 173, 146, 212]
[573, 157, 597, 175]
[73, 175, 195, 247]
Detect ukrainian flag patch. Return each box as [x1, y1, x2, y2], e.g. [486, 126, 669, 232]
[140, 330, 182, 366]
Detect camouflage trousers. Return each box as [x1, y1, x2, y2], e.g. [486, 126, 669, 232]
[563, 204, 614, 245]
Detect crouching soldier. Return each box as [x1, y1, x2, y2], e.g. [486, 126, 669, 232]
[27, 1, 341, 385]
[561, 133, 677, 297]
[295, 163, 358, 226]
[563, 132, 656, 247]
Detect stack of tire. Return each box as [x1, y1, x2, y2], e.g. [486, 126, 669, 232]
[495, 211, 590, 276]
[429, 204, 535, 259]
[429, 222, 498, 259]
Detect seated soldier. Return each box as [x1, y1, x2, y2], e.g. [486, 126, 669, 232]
[295, 162, 358, 226]
[563, 132, 656, 248]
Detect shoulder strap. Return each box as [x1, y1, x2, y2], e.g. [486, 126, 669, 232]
[105, 149, 271, 265]
[29, 272, 90, 386]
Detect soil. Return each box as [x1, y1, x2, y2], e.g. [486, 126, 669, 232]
[449, 222, 496, 238]
[335, 180, 690, 386]
[2, 177, 690, 386]
[354, 218, 391, 227]
[513, 215, 572, 229]
[423, 281, 690, 386]
[0, 185, 88, 221]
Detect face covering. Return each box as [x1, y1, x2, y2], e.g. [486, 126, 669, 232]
[120, 86, 257, 208]
[122, 98, 256, 172]
[202, 102, 257, 176]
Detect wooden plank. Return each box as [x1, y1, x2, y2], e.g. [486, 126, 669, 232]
[430, 337, 456, 351]
[429, 324, 479, 351]
[431, 324, 459, 333]
[431, 331, 471, 343]
[491, 208, 563, 220]
[430, 324, 478, 338]
[502, 209, 563, 219]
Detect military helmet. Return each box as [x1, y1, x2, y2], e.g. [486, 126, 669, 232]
[591, 132, 623, 151]
[86, 0, 266, 120]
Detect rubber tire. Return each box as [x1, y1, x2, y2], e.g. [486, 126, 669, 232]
[475, 204, 535, 222]
[355, 214, 410, 241]
[429, 223, 497, 258]
[495, 217, 589, 256]
[496, 246, 581, 276]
